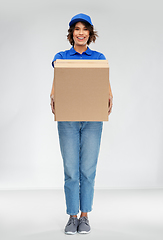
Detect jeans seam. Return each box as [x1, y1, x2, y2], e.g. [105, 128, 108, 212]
[79, 127, 81, 211]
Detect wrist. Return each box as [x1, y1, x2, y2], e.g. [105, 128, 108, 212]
[50, 94, 55, 100]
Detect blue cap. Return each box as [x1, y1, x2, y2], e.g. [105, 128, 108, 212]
[69, 13, 93, 27]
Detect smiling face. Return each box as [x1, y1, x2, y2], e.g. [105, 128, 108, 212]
[73, 22, 90, 47]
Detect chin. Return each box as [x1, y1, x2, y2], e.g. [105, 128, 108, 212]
[76, 41, 88, 46]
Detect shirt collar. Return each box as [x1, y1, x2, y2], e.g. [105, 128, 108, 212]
[69, 46, 92, 56]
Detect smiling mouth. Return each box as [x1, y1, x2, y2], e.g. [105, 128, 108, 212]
[77, 37, 85, 40]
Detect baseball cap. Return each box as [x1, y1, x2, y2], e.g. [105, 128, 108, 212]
[69, 13, 93, 27]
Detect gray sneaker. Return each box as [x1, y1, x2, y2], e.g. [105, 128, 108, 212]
[64, 217, 79, 235]
[77, 216, 91, 234]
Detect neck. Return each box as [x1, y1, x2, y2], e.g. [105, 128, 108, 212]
[74, 44, 87, 54]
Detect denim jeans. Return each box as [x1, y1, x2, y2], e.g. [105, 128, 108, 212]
[57, 121, 103, 215]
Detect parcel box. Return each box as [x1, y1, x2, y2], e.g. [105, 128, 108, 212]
[53, 59, 110, 121]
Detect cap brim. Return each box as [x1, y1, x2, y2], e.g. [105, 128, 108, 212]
[69, 18, 93, 27]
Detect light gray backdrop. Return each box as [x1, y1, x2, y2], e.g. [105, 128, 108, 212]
[0, 0, 162, 189]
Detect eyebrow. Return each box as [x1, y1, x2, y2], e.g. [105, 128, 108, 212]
[75, 26, 88, 29]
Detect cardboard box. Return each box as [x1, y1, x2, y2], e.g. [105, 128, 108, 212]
[53, 59, 110, 121]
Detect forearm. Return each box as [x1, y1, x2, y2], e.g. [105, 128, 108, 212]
[50, 77, 55, 99]
[50, 61, 56, 99]
[109, 80, 113, 99]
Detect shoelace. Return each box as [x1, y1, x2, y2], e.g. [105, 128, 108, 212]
[79, 216, 89, 225]
[67, 217, 77, 226]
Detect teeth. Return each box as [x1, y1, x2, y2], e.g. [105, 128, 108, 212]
[78, 37, 84, 39]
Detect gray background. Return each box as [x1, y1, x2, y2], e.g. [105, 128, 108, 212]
[0, 0, 163, 190]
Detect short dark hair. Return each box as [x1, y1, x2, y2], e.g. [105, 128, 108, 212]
[67, 21, 98, 46]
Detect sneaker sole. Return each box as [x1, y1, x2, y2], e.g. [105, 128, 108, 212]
[64, 231, 77, 235]
[78, 230, 91, 234]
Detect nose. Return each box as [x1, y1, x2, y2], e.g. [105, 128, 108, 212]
[79, 29, 84, 34]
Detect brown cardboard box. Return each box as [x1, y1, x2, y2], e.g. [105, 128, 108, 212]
[53, 59, 110, 121]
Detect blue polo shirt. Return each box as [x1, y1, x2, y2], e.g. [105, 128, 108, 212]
[52, 46, 106, 67]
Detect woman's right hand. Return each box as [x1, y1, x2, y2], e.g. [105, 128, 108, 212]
[50, 97, 55, 114]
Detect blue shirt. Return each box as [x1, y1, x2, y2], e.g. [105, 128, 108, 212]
[52, 46, 106, 67]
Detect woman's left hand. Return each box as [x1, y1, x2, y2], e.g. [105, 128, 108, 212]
[108, 97, 113, 115]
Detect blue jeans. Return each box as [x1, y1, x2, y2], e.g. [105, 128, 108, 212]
[57, 121, 103, 215]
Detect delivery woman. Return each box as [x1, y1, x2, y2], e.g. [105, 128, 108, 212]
[50, 13, 113, 235]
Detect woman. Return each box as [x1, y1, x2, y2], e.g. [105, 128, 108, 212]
[50, 13, 113, 235]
